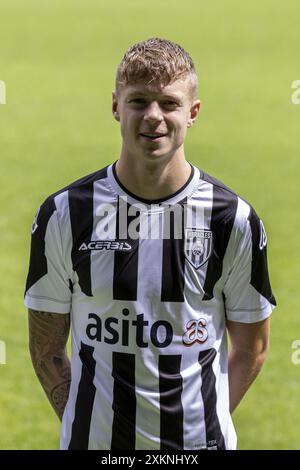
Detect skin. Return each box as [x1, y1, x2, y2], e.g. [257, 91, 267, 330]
[112, 77, 201, 200]
[28, 309, 71, 420]
[28, 73, 270, 421]
[226, 318, 270, 413]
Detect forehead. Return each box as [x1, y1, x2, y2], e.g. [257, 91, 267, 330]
[120, 77, 192, 100]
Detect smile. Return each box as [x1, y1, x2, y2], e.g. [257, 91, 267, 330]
[139, 133, 167, 140]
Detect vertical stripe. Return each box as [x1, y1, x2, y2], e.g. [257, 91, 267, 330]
[180, 354, 206, 450]
[201, 179, 238, 301]
[135, 350, 161, 450]
[25, 197, 56, 293]
[69, 183, 94, 296]
[68, 343, 96, 449]
[113, 198, 139, 300]
[159, 354, 184, 450]
[248, 207, 276, 305]
[111, 352, 136, 450]
[198, 348, 225, 450]
[161, 203, 185, 302]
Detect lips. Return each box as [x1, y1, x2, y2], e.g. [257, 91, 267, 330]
[139, 132, 167, 140]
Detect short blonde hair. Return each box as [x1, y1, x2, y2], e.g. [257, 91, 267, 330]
[115, 38, 198, 99]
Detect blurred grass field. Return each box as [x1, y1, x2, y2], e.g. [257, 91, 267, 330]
[1, 0, 300, 449]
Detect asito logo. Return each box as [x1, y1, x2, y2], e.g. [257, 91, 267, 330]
[86, 309, 173, 348]
[86, 309, 208, 349]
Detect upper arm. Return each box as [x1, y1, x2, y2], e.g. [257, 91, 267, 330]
[24, 198, 72, 314]
[226, 318, 270, 356]
[223, 200, 276, 323]
[28, 309, 70, 359]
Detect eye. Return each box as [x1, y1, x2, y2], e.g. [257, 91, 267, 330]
[162, 101, 178, 108]
[128, 98, 147, 105]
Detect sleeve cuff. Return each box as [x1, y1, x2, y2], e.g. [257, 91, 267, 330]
[24, 294, 71, 314]
[226, 302, 275, 323]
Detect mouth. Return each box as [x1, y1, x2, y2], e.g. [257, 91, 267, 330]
[139, 133, 167, 141]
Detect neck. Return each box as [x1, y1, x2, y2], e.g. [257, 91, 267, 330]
[115, 149, 192, 201]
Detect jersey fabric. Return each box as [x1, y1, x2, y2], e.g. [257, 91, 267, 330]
[24, 163, 276, 450]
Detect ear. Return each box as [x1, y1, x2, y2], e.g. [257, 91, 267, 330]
[188, 100, 201, 127]
[112, 91, 120, 122]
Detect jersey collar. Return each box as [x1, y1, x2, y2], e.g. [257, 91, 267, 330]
[107, 162, 201, 206]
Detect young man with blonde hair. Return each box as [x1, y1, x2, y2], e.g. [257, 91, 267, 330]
[25, 38, 276, 450]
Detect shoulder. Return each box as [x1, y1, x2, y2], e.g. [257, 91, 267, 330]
[45, 165, 108, 206]
[195, 169, 266, 243]
[37, 165, 109, 220]
[201, 170, 243, 208]
[200, 170, 252, 225]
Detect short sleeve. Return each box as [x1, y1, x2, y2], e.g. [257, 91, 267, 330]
[24, 197, 72, 314]
[223, 204, 276, 323]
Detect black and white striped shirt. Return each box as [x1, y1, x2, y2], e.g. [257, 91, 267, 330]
[24, 163, 276, 450]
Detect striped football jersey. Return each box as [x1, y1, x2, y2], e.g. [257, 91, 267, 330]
[24, 163, 276, 450]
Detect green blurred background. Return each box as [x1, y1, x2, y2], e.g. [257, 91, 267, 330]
[0, 0, 299, 449]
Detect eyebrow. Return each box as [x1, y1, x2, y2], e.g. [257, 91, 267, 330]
[126, 92, 182, 101]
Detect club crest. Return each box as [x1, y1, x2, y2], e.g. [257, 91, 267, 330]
[185, 229, 213, 269]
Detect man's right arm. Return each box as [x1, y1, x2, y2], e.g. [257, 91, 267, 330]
[28, 308, 71, 421]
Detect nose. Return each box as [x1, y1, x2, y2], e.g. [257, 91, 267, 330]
[143, 101, 163, 123]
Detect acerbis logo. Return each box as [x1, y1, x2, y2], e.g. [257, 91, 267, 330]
[182, 319, 208, 346]
[79, 241, 132, 252]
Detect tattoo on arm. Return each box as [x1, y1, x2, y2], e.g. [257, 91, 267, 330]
[28, 309, 71, 420]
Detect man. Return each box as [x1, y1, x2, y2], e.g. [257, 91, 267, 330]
[25, 38, 276, 450]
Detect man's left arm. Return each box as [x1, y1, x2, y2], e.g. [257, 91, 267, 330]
[226, 317, 270, 414]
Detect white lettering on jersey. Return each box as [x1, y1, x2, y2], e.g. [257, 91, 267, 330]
[259, 220, 267, 250]
[31, 207, 40, 234]
[78, 241, 132, 251]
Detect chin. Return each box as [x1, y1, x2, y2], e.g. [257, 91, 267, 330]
[143, 150, 170, 160]
[141, 153, 175, 166]
[142, 145, 172, 157]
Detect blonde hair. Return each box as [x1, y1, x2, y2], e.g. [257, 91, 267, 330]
[115, 38, 198, 99]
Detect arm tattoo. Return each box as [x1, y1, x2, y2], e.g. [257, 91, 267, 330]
[28, 309, 71, 420]
[51, 381, 72, 417]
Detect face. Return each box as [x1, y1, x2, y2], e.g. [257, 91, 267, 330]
[112, 77, 200, 162]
